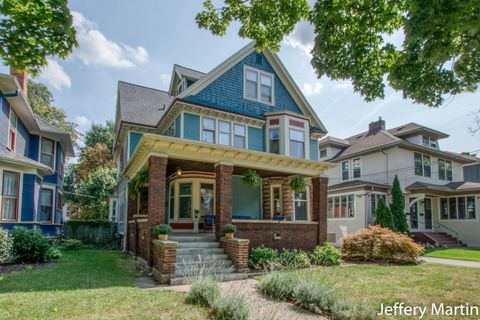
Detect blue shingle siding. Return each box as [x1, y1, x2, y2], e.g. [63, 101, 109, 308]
[183, 113, 200, 140]
[29, 134, 39, 160]
[0, 97, 10, 150]
[21, 174, 36, 221]
[39, 224, 61, 236]
[16, 119, 30, 156]
[309, 139, 318, 161]
[248, 126, 265, 152]
[129, 132, 143, 158]
[232, 176, 261, 219]
[184, 52, 303, 119]
[174, 115, 181, 138]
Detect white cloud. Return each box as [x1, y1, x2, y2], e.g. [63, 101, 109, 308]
[284, 21, 314, 57]
[302, 82, 323, 96]
[71, 11, 149, 68]
[334, 80, 353, 90]
[159, 73, 171, 85]
[75, 115, 92, 132]
[38, 59, 72, 90]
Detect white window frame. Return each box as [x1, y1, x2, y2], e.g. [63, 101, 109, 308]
[233, 123, 247, 149]
[201, 116, 216, 144]
[422, 136, 438, 149]
[39, 184, 55, 224]
[327, 193, 356, 220]
[288, 128, 306, 159]
[7, 108, 17, 152]
[439, 196, 477, 221]
[292, 187, 310, 221]
[218, 120, 231, 146]
[319, 148, 327, 158]
[352, 157, 361, 179]
[341, 160, 350, 181]
[414, 152, 431, 177]
[438, 158, 453, 181]
[270, 184, 282, 218]
[243, 66, 274, 105]
[39, 137, 56, 170]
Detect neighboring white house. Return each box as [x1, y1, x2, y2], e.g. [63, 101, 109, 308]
[321, 118, 480, 247]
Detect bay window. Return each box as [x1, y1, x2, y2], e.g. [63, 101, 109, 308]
[1, 171, 19, 221]
[233, 124, 246, 148]
[178, 183, 192, 219]
[269, 128, 280, 154]
[40, 138, 55, 168]
[440, 196, 476, 220]
[7, 110, 17, 151]
[202, 117, 215, 144]
[39, 188, 53, 222]
[244, 67, 274, 104]
[289, 129, 305, 158]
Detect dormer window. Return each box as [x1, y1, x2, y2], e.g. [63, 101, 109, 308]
[7, 109, 17, 151]
[244, 67, 273, 104]
[422, 136, 438, 149]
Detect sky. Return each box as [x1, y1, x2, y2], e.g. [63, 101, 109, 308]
[2, 0, 479, 154]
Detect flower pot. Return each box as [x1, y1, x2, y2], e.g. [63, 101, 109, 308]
[158, 234, 168, 241]
[224, 232, 234, 239]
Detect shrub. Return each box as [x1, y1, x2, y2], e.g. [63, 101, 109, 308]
[46, 247, 62, 260]
[331, 298, 376, 320]
[11, 227, 51, 263]
[259, 272, 299, 300]
[153, 224, 172, 235]
[0, 227, 12, 263]
[222, 224, 236, 234]
[277, 249, 311, 270]
[250, 245, 278, 270]
[186, 276, 219, 307]
[211, 296, 249, 320]
[342, 225, 423, 264]
[292, 281, 336, 312]
[61, 239, 84, 250]
[310, 242, 341, 266]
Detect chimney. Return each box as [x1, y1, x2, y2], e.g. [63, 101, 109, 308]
[368, 117, 385, 134]
[10, 67, 28, 96]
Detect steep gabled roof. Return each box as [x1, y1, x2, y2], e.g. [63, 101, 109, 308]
[174, 64, 206, 80]
[331, 129, 401, 159]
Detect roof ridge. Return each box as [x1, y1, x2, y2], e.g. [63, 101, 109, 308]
[173, 64, 206, 75]
[118, 80, 171, 94]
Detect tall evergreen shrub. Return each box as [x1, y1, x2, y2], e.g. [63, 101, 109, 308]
[390, 175, 409, 233]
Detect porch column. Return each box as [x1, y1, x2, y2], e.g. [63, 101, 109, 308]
[147, 155, 168, 265]
[127, 193, 138, 255]
[312, 176, 328, 244]
[215, 162, 233, 237]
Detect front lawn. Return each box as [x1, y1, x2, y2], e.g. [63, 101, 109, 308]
[424, 248, 480, 262]
[0, 249, 207, 320]
[290, 263, 480, 319]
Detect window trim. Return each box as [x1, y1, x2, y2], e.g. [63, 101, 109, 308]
[319, 148, 327, 158]
[168, 178, 216, 222]
[352, 157, 361, 179]
[439, 195, 477, 221]
[7, 108, 17, 152]
[39, 187, 54, 224]
[40, 137, 56, 169]
[438, 158, 453, 181]
[288, 128, 306, 158]
[292, 187, 310, 221]
[327, 192, 356, 220]
[268, 126, 281, 154]
[341, 160, 350, 181]
[414, 152, 431, 177]
[201, 116, 216, 144]
[243, 65, 275, 106]
[233, 123, 247, 149]
[1, 170, 20, 221]
[270, 184, 283, 218]
[218, 120, 231, 146]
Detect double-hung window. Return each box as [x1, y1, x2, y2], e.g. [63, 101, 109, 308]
[178, 183, 192, 219]
[271, 186, 282, 218]
[289, 129, 305, 158]
[414, 153, 431, 177]
[294, 190, 308, 221]
[438, 159, 453, 181]
[1, 171, 19, 221]
[352, 158, 361, 179]
[328, 194, 355, 219]
[218, 121, 231, 146]
[7, 110, 17, 151]
[39, 188, 53, 222]
[244, 67, 273, 104]
[269, 128, 280, 154]
[58, 149, 65, 178]
[202, 117, 215, 144]
[341, 161, 350, 181]
[40, 138, 55, 169]
[233, 124, 246, 148]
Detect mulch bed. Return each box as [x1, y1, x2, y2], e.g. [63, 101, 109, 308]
[0, 262, 53, 275]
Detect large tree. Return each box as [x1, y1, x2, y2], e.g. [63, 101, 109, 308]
[27, 80, 80, 145]
[77, 167, 117, 220]
[0, 0, 77, 75]
[84, 121, 115, 153]
[77, 143, 115, 181]
[197, 0, 480, 107]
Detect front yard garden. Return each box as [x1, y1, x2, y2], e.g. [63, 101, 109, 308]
[424, 248, 480, 262]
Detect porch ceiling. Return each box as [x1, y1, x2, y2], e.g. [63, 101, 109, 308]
[123, 133, 334, 179]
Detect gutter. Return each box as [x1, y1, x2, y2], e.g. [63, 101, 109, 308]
[0, 90, 19, 98]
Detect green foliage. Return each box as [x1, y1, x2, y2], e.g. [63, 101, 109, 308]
[64, 220, 117, 248]
[186, 276, 220, 307]
[242, 169, 261, 188]
[46, 247, 62, 260]
[0, 227, 12, 263]
[60, 239, 84, 251]
[342, 225, 424, 264]
[27, 80, 80, 145]
[331, 299, 376, 320]
[128, 168, 149, 198]
[10, 227, 52, 263]
[250, 245, 278, 270]
[221, 224, 236, 234]
[211, 296, 249, 320]
[277, 249, 311, 270]
[0, 0, 77, 75]
[374, 199, 395, 230]
[153, 224, 173, 235]
[77, 167, 117, 219]
[84, 121, 115, 152]
[289, 176, 307, 193]
[310, 242, 341, 266]
[292, 281, 336, 313]
[390, 175, 409, 233]
[197, 0, 480, 107]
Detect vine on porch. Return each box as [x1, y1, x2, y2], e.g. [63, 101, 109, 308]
[128, 167, 149, 198]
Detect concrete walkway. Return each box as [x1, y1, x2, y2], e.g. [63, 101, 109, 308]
[422, 256, 480, 268]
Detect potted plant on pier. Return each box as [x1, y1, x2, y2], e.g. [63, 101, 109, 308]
[154, 224, 173, 240]
[222, 224, 236, 239]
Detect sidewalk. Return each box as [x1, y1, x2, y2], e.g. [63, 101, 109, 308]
[422, 256, 480, 268]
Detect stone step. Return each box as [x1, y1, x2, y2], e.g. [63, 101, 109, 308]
[170, 272, 250, 286]
[175, 266, 236, 278]
[176, 254, 230, 263]
[170, 235, 217, 242]
[176, 247, 224, 255]
[176, 259, 232, 268]
[177, 242, 220, 248]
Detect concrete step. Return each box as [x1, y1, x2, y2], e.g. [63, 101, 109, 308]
[170, 235, 217, 242]
[175, 266, 236, 278]
[176, 247, 224, 255]
[176, 259, 232, 267]
[170, 272, 250, 286]
[176, 254, 230, 263]
[177, 242, 220, 248]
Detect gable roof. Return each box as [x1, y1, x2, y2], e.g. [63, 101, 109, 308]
[174, 64, 206, 80]
[406, 181, 480, 193]
[178, 42, 327, 133]
[388, 122, 449, 139]
[318, 136, 351, 147]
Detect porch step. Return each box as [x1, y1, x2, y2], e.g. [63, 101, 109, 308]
[170, 272, 251, 286]
[170, 234, 217, 242]
[413, 232, 467, 248]
[176, 247, 224, 255]
[176, 259, 233, 269]
[176, 253, 230, 263]
[177, 241, 220, 248]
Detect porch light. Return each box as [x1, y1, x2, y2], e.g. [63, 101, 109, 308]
[176, 167, 182, 176]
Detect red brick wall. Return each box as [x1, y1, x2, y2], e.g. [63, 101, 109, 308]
[220, 238, 249, 271]
[235, 222, 319, 251]
[312, 176, 328, 244]
[127, 221, 136, 254]
[152, 240, 177, 274]
[127, 194, 138, 220]
[137, 221, 149, 261]
[215, 164, 233, 237]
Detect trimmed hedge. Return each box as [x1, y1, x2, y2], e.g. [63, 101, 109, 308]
[64, 220, 117, 248]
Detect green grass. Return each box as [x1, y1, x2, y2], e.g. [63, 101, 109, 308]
[424, 248, 480, 262]
[288, 263, 480, 319]
[0, 249, 208, 320]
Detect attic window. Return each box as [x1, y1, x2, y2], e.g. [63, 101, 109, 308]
[244, 66, 274, 105]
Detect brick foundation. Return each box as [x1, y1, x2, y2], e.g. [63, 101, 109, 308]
[220, 238, 250, 272]
[152, 240, 177, 284]
[215, 163, 233, 237]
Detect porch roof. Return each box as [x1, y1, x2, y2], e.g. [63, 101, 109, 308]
[406, 181, 480, 195]
[123, 133, 334, 179]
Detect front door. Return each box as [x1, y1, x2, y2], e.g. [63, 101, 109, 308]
[424, 198, 433, 230]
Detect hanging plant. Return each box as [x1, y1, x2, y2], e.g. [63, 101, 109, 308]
[242, 169, 261, 189]
[290, 176, 307, 193]
[128, 168, 149, 198]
